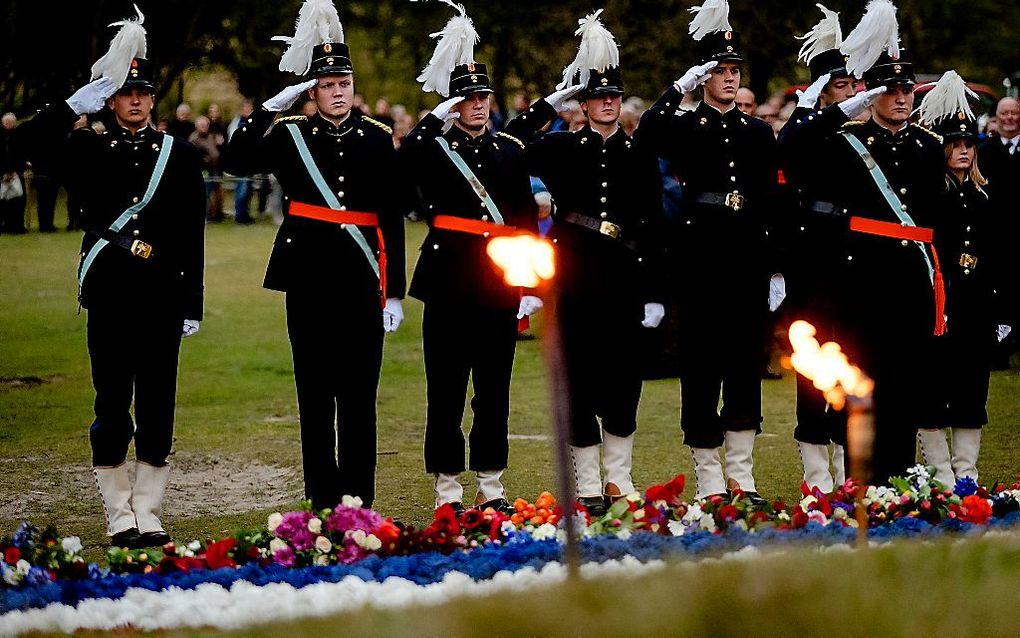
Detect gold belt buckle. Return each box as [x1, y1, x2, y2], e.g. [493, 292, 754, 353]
[724, 192, 745, 211]
[959, 253, 978, 269]
[130, 240, 152, 259]
[599, 220, 621, 239]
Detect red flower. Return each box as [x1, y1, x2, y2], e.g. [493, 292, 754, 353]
[4, 547, 21, 565]
[646, 475, 685, 503]
[375, 519, 401, 545]
[749, 511, 769, 526]
[707, 494, 725, 507]
[717, 504, 739, 523]
[204, 538, 237, 570]
[157, 555, 206, 574]
[246, 546, 261, 560]
[791, 506, 808, 528]
[487, 512, 510, 540]
[459, 509, 486, 533]
[432, 504, 461, 536]
[959, 495, 992, 525]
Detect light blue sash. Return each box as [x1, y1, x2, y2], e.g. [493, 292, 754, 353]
[285, 124, 379, 279]
[435, 136, 505, 225]
[78, 135, 174, 288]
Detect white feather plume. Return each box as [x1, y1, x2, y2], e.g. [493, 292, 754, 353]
[414, 1, 479, 97]
[90, 5, 147, 88]
[916, 70, 978, 125]
[688, 0, 732, 41]
[273, 0, 346, 76]
[840, 0, 900, 79]
[797, 4, 842, 64]
[557, 9, 620, 90]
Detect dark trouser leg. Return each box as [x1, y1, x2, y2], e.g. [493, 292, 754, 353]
[34, 176, 58, 231]
[679, 361, 724, 450]
[0, 195, 27, 233]
[132, 313, 182, 467]
[87, 307, 137, 467]
[560, 297, 602, 447]
[287, 293, 341, 510]
[597, 306, 642, 440]
[423, 302, 472, 474]
[234, 178, 253, 223]
[334, 301, 384, 508]
[467, 306, 517, 471]
[868, 337, 928, 485]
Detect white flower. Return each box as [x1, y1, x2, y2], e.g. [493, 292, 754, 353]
[683, 504, 703, 522]
[500, 521, 516, 535]
[16, 559, 31, 575]
[530, 523, 558, 541]
[341, 495, 364, 509]
[267, 513, 283, 534]
[314, 554, 330, 566]
[699, 514, 717, 533]
[667, 520, 686, 537]
[269, 539, 288, 554]
[800, 495, 818, 509]
[362, 534, 382, 551]
[187, 540, 202, 552]
[348, 529, 367, 546]
[2, 563, 20, 585]
[632, 508, 646, 521]
[61, 536, 83, 555]
[307, 518, 322, 534]
[616, 528, 632, 541]
[314, 536, 332, 553]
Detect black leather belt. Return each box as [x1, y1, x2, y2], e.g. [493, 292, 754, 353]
[694, 191, 746, 211]
[807, 200, 848, 217]
[86, 226, 154, 259]
[561, 212, 637, 251]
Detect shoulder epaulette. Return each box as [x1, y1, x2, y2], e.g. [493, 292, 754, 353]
[496, 131, 525, 149]
[841, 120, 864, 127]
[361, 116, 393, 135]
[273, 115, 307, 126]
[911, 123, 943, 144]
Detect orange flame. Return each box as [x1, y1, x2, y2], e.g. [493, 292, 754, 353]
[486, 234, 556, 287]
[788, 320, 874, 410]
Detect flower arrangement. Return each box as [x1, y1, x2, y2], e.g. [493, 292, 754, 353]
[1, 523, 91, 586]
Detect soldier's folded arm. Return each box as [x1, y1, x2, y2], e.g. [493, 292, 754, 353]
[503, 97, 556, 143]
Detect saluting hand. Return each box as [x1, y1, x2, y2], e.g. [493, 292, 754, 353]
[997, 325, 1012, 343]
[383, 298, 404, 333]
[768, 274, 787, 312]
[796, 73, 832, 110]
[839, 86, 886, 119]
[263, 79, 318, 113]
[517, 296, 544, 320]
[544, 85, 584, 112]
[674, 61, 718, 94]
[66, 77, 118, 116]
[431, 96, 466, 122]
[182, 319, 200, 337]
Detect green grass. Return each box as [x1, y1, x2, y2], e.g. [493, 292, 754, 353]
[2, 209, 1020, 565]
[208, 533, 1020, 637]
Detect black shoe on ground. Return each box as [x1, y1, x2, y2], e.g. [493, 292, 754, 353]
[134, 530, 172, 548]
[110, 527, 142, 549]
[740, 491, 768, 507]
[476, 497, 516, 516]
[578, 496, 608, 518]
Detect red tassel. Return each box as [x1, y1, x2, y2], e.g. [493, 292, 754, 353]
[930, 246, 946, 336]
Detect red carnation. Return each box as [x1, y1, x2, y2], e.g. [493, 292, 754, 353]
[204, 538, 237, 570]
[791, 506, 809, 528]
[459, 509, 486, 532]
[717, 504, 739, 523]
[959, 495, 992, 525]
[375, 519, 401, 545]
[4, 547, 21, 565]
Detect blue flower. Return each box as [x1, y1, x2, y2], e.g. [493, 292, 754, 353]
[25, 567, 51, 587]
[12, 522, 38, 550]
[954, 477, 979, 497]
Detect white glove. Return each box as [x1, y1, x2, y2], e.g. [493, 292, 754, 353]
[796, 73, 831, 110]
[543, 85, 584, 112]
[66, 77, 118, 116]
[383, 298, 404, 333]
[674, 61, 718, 94]
[997, 324, 1012, 342]
[431, 96, 466, 121]
[517, 295, 544, 319]
[182, 319, 200, 337]
[263, 79, 318, 112]
[642, 303, 665, 329]
[838, 86, 886, 119]
[768, 274, 787, 312]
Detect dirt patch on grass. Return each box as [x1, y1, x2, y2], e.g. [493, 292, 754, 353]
[0, 375, 65, 390]
[0, 452, 302, 521]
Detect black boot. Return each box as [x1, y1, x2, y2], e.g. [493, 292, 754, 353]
[110, 527, 142, 549]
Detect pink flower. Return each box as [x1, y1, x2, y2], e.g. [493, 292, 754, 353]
[272, 546, 295, 568]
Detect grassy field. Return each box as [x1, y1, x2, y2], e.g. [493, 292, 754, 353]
[2, 210, 1020, 563]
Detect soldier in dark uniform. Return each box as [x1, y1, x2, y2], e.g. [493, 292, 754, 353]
[401, 2, 537, 515]
[915, 71, 1012, 485]
[222, 0, 406, 510]
[636, 2, 777, 501]
[778, 4, 857, 492]
[774, 0, 946, 485]
[21, 9, 205, 548]
[505, 10, 665, 515]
